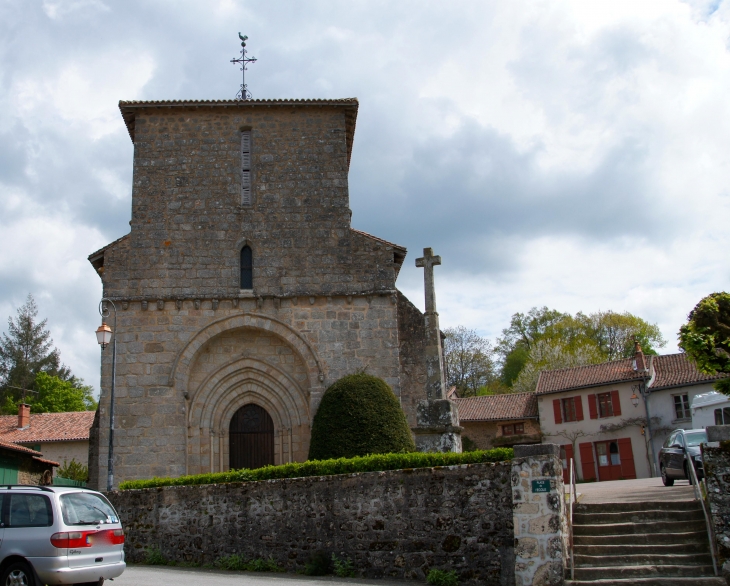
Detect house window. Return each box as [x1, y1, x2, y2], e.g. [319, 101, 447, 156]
[562, 398, 577, 422]
[240, 245, 253, 289]
[502, 422, 525, 436]
[241, 131, 252, 206]
[715, 407, 730, 425]
[597, 393, 614, 418]
[673, 394, 691, 420]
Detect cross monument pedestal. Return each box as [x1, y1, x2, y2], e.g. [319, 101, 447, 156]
[412, 248, 462, 453]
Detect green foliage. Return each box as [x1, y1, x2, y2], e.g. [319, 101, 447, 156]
[679, 292, 730, 395]
[57, 458, 89, 482]
[443, 326, 496, 396]
[304, 551, 331, 576]
[214, 554, 283, 572]
[461, 436, 478, 452]
[119, 448, 513, 490]
[332, 554, 355, 578]
[144, 546, 168, 565]
[308, 373, 415, 460]
[496, 307, 666, 390]
[2, 372, 97, 414]
[427, 569, 459, 586]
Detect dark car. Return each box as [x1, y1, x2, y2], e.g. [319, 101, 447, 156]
[659, 428, 707, 486]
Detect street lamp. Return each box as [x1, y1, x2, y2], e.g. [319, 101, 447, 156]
[96, 299, 117, 492]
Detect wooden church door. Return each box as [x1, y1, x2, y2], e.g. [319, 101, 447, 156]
[229, 404, 275, 470]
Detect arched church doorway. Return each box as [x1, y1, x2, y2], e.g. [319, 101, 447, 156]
[229, 404, 275, 470]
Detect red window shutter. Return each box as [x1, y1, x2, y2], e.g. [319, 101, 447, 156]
[588, 394, 598, 419]
[574, 396, 584, 421]
[579, 442, 596, 481]
[553, 399, 562, 424]
[611, 390, 622, 416]
[617, 437, 636, 479]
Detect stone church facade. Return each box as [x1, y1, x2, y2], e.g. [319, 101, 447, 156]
[87, 98, 431, 489]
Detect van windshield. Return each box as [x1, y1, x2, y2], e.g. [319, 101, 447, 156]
[685, 431, 707, 447]
[60, 492, 119, 526]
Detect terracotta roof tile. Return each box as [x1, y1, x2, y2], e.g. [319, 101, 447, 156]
[453, 393, 538, 421]
[650, 353, 724, 390]
[535, 358, 644, 395]
[0, 412, 96, 444]
[0, 439, 44, 456]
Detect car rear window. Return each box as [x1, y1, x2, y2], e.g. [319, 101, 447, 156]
[60, 493, 119, 526]
[685, 431, 707, 447]
[7, 494, 53, 527]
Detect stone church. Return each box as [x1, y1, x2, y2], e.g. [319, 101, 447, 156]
[87, 98, 456, 490]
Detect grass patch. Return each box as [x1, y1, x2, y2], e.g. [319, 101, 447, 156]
[143, 546, 168, 565]
[213, 554, 284, 572]
[119, 448, 513, 490]
[332, 554, 356, 578]
[427, 569, 459, 586]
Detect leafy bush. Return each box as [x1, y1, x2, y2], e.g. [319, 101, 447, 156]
[119, 448, 513, 490]
[427, 569, 459, 586]
[461, 436, 478, 452]
[57, 458, 89, 482]
[332, 554, 355, 577]
[304, 551, 331, 576]
[308, 373, 415, 460]
[144, 546, 167, 565]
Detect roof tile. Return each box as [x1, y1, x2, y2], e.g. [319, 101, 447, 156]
[0, 412, 96, 444]
[453, 393, 538, 421]
[650, 353, 724, 390]
[535, 358, 644, 395]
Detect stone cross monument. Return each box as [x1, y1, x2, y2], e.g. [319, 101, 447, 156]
[413, 248, 462, 452]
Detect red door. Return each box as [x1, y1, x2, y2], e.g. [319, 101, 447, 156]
[595, 440, 623, 481]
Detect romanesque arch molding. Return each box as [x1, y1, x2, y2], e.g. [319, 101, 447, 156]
[189, 356, 309, 432]
[170, 313, 324, 395]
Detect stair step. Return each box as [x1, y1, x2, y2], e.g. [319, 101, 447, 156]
[574, 553, 712, 567]
[575, 542, 711, 556]
[574, 519, 706, 536]
[574, 500, 700, 514]
[574, 565, 716, 580]
[566, 578, 724, 586]
[574, 531, 710, 546]
[573, 509, 704, 525]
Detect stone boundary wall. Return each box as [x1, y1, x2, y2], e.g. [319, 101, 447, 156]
[703, 425, 730, 564]
[107, 462, 515, 584]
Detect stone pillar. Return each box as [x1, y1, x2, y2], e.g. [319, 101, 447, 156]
[702, 425, 730, 569]
[512, 444, 567, 586]
[413, 248, 461, 453]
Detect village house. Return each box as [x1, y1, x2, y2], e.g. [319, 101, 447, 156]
[537, 345, 723, 482]
[450, 391, 541, 450]
[0, 437, 57, 485]
[0, 406, 95, 475]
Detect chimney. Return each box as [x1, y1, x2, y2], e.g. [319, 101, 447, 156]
[18, 404, 30, 429]
[633, 341, 647, 374]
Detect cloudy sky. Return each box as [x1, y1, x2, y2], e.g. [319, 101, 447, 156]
[1, 0, 729, 393]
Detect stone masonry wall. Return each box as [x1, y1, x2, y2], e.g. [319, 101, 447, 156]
[397, 291, 428, 429]
[107, 462, 514, 585]
[92, 293, 405, 489]
[702, 428, 730, 564]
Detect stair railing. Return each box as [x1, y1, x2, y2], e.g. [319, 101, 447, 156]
[684, 447, 719, 576]
[568, 457, 575, 581]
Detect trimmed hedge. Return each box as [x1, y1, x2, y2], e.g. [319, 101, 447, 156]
[308, 372, 415, 460]
[118, 448, 513, 490]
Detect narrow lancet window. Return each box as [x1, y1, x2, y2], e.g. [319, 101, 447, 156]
[241, 131, 252, 205]
[240, 245, 253, 289]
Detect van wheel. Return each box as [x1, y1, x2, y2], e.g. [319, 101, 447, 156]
[661, 464, 674, 486]
[1, 561, 35, 586]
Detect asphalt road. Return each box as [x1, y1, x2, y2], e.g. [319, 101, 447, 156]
[112, 566, 408, 586]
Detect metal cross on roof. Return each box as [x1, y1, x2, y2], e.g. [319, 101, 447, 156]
[230, 33, 257, 100]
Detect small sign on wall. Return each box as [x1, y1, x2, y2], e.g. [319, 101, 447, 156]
[531, 479, 551, 493]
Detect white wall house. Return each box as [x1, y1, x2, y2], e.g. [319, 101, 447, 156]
[691, 391, 730, 429]
[537, 347, 722, 481]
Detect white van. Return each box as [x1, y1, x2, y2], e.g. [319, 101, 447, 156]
[691, 391, 730, 429]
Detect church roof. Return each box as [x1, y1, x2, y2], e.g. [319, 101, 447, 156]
[118, 98, 360, 167]
[351, 229, 407, 277]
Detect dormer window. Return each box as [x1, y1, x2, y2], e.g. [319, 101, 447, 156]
[240, 245, 253, 289]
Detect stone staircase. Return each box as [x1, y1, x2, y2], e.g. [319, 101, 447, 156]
[565, 499, 724, 586]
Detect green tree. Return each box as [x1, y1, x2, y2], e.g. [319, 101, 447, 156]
[443, 326, 496, 396]
[308, 373, 415, 460]
[573, 310, 665, 361]
[12, 372, 96, 413]
[678, 292, 730, 395]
